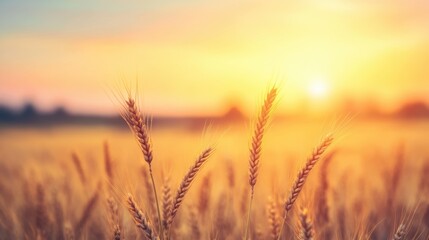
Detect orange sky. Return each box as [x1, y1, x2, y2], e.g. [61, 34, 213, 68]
[1, 0, 429, 116]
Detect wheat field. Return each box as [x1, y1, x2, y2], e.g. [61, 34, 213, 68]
[0, 89, 429, 240]
[2, 0, 429, 239]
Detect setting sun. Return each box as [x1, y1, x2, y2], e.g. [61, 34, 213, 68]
[308, 77, 330, 100]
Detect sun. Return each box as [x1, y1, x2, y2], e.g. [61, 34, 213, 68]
[307, 77, 330, 99]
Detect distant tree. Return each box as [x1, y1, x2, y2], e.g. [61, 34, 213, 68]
[0, 105, 15, 122]
[52, 106, 68, 117]
[222, 105, 245, 121]
[396, 101, 429, 118]
[20, 103, 38, 118]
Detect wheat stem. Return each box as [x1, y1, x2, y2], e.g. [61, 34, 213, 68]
[149, 166, 164, 240]
[244, 191, 254, 240]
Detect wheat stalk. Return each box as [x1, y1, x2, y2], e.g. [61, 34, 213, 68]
[125, 98, 153, 165]
[113, 224, 121, 240]
[71, 152, 86, 184]
[249, 86, 277, 191]
[198, 173, 212, 218]
[104, 141, 114, 182]
[315, 150, 336, 225]
[392, 223, 406, 240]
[245, 86, 278, 240]
[298, 208, 314, 240]
[277, 134, 333, 240]
[107, 197, 119, 225]
[53, 192, 64, 240]
[424, 205, 429, 229]
[75, 188, 100, 238]
[64, 223, 74, 240]
[127, 194, 158, 240]
[167, 147, 213, 229]
[35, 184, 49, 238]
[267, 196, 280, 240]
[123, 97, 163, 239]
[188, 206, 201, 239]
[162, 177, 172, 231]
[142, 166, 158, 224]
[107, 197, 121, 240]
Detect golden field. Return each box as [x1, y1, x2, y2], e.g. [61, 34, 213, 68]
[1, 117, 428, 239]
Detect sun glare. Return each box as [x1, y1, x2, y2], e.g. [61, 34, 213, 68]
[308, 77, 330, 99]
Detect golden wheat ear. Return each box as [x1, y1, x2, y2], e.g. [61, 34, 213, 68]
[249, 86, 278, 192]
[71, 152, 86, 184]
[277, 134, 333, 240]
[392, 223, 406, 240]
[122, 96, 164, 239]
[167, 147, 214, 229]
[126, 194, 158, 240]
[124, 98, 153, 165]
[267, 196, 281, 240]
[107, 197, 121, 240]
[245, 86, 278, 240]
[103, 141, 114, 183]
[113, 224, 121, 240]
[314, 150, 336, 226]
[298, 208, 314, 240]
[75, 187, 100, 238]
[284, 134, 333, 215]
[161, 176, 172, 231]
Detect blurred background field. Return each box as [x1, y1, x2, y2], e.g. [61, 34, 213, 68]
[1, 118, 429, 239]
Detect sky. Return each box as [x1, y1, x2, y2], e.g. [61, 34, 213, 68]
[1, 0, 429, 116]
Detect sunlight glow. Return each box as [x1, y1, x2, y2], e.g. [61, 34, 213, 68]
[1, 0, 428, 115]
[308, 77, 330, 99]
